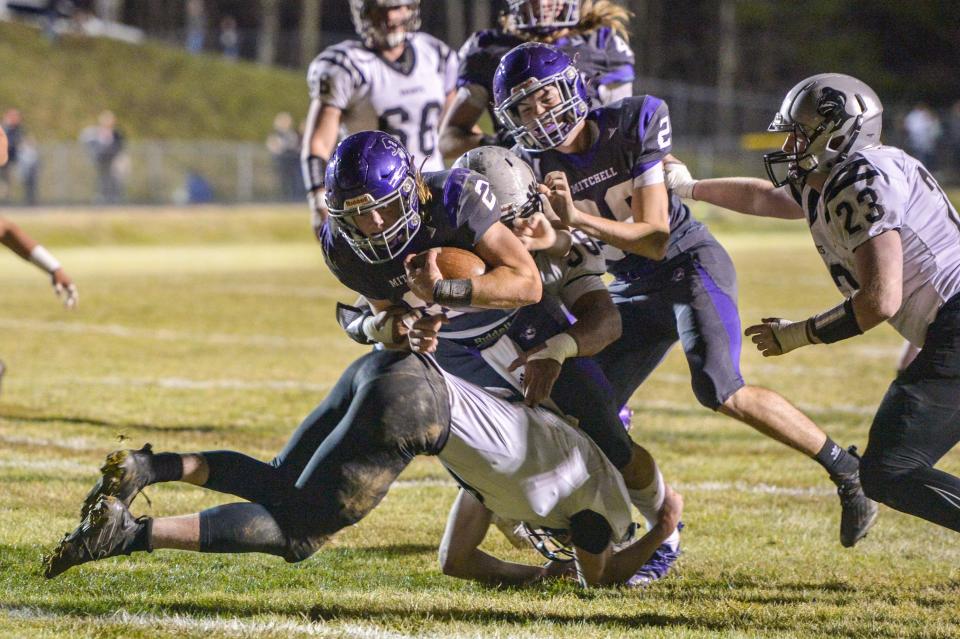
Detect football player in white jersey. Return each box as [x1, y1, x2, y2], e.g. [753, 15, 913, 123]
[666, 73, 960, 534]
[44, 349, 682, 588]
[301, 0, 458, 234]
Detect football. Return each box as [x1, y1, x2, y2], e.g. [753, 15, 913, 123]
[418, 247, 487, 279]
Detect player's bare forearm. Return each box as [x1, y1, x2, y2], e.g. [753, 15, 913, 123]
[442, 548, 547, 586]
[850, 230, 904, 331]
[572, 211, 669, 260]
[695, 178, 805, 220]
[0, 217, 38, 260]
[470, 265, 542, 308]
[567, 290, 621, 356]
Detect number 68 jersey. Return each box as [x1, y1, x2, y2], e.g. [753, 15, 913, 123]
[307, 33, 458, 171]
[790, 145, 960, 346]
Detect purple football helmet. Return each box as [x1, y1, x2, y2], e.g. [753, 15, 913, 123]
[325, 131, 420, 264]
[504, 0, 580, 33]
[493, 42, 589, 151]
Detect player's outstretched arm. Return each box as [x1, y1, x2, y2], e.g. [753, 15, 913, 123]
[664, 158, 804, 220]
[439, 490, 557, 586]
[0, 216, 78, 308]
[301, 99, 342, 235]
[438, 86, 489, 159]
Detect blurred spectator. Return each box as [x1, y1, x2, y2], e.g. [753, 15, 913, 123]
[17, 135, 41, 206]
[0, 109, 23, 201]
[93, 0, 119, 22]
[172, 169, 215, 205]
[185, 0, 206, 54]
[903, 102, 942, 169]
[266, 112, 303, 201]
[79, 110, 126, 204]
[219, 15, 239, 60]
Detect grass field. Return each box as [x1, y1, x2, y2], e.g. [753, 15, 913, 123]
[1, 204, 958, 639]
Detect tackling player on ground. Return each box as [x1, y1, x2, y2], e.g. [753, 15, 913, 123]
[439, 0, 634, 159]
[301, 0, 457, 233]
[493, 42, 877, 547]
[666, 73, 960, 534]
[44, 350, 683, 588]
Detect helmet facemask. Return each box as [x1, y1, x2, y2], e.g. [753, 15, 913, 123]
[522, 523, 577, 563]
[327, 175, 421, 264]
[351, 0, 420, 49]
[499, 181, 543, 227]
[495, 68, 588, 151]
[505, 0, 581, 33]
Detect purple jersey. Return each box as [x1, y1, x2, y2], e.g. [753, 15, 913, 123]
[458, 27, 634, 130]
[322, 168, 515, 340]
[517, 96, 701, 282]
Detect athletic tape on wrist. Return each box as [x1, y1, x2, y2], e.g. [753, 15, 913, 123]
[527, 333, 579, 364]
[810, 298, 863, 344]
[302, 155, 327, 192]
[771, 319, 814, 353]
[433, 279, 473, 308]
[29, 245, 61, 274]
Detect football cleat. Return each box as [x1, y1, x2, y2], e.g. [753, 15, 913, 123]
[80, 443, 156, 521]
[832, 446, 879, 548]
[43, 496, 147, 579]
[626, 522, 682, 587]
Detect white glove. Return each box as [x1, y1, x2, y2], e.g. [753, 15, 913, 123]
[745, 317, 815, 357]
[664, 161, 698, 199]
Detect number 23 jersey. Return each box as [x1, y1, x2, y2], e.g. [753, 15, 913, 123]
[790, 145, 960, 346]
[308, 33, 457, 171]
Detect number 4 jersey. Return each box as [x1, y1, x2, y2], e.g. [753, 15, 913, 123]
[790, 145, 960, 346]
[307, 33, 458, 171]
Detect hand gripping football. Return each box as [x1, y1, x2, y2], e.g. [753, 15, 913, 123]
[418, 247, 487, 280]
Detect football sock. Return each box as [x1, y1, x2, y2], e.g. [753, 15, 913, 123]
[198, 502, 291, 556]
[815, 437, 859, 477]
[129, 517, 153, 553]
[151, 453, 184, 484]
[627, 465, 680, 550]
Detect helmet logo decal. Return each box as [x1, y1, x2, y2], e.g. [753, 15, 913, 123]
[380, 136, 404, 157]
[344, 194, 376, 208]
[817, 87, 852, 130]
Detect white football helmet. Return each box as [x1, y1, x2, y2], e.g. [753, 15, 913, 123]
[350, 0, 420, 49]
[764, 73, 883, 187]
[453, 146, 541, 226]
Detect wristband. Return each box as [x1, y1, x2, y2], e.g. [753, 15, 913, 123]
[809, 298, 863, 344]
[361, 314, 404, 345]
[527, 333, 579, 365]
[770, 319, 815, 354]
[433, 279, 473, 308]
[29, 245, 61, 274]
[302, 154, 327, 192]
[335, 302, 375, 345]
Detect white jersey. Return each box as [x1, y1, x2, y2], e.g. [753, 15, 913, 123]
[307, 33, 458, 171]
[537, 229, 608, 309]
[793, 145, 960, 346]
[433, 359, 633, 542]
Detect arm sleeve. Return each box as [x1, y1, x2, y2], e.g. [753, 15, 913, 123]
[823, 161, 905, 252]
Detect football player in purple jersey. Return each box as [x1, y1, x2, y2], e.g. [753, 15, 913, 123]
[493, 42, 878, 548]
[439, 0, 634, 159]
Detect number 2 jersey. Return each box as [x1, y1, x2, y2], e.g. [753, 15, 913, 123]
[789, 145, 960, 346]
[307, 33, 457, 171]
[516, 96, 706, 283]
[320, 168, 518, 344]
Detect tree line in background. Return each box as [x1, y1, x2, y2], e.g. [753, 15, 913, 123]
[100, 0, 959, 107]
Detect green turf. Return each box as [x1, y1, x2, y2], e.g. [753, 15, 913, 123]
[0, 204, 958, 638]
